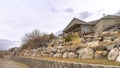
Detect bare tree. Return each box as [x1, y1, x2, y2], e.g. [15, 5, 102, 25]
[21, 29, 49, 49]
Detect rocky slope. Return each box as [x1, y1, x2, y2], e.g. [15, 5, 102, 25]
[11, 31, 120, 62]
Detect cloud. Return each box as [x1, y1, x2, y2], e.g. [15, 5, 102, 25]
[0, 0, 120, 42]
[78, 11, 92, 19]
[64, 8, 74, 13]
[115, 10, 120, 15]
[0, 39, 20, 50]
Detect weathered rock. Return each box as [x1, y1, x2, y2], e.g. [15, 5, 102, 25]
[93, 46, 106, 51]
[67, 46, 77, 52]
[63, 52, 68, 58]
[58, 39, 64, 44]
[110, 31, 119, 36]
[94, 51, 108, 59]
[103, 37, 112, 41]
[65, 42, 72, 46]
[49, 53, 54, 57]
[53, 53, 63, 58]
[61, 48, 67, 53]
[31, 49, 38, 56]
[48, 47, 57, 54]
[48, 42, 54, 47]
[57, 49, 61, 53]
[114, 44, 120, 48]
[59, 44, 64, 46]
[106, 44, 118, 50]
[100, 31, 110, 36]
[116, 52, 120, 62]
[80, 38, 86, 44]
[101, 40, 112, 46]
[86, 41, 100, 48]
[108, 48, 119, 60]
[56, 46, 63, 49]
[113, 37, 120, 43]
[68, 52, 78, 58]
[94, 51, 103, 59]
[102, 51, 108, 56]
[76, 48, 94, 59]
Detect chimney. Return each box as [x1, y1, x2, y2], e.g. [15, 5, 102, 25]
[103, 14, 105, 17]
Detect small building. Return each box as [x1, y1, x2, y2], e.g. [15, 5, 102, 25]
[94, 15, 120, 33]
[63, 15, 120, 36]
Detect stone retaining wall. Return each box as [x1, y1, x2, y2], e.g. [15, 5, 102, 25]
[11, 56, 120, 68]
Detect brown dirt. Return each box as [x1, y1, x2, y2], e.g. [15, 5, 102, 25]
[0, 58, 29, 68]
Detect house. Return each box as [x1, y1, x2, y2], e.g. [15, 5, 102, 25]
[63, 18, 94, 36]
[63, 15, 120, 36]
[94, 15, 120, 33]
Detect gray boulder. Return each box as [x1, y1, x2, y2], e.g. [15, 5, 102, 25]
[68, 52, 78, 58]
[53, 53, 63, 58]
[94, 51, 108, 59]
[56, 46, 63, 49]
[61, 48, 67, 53]
[108, 48, 119, 60]
[63, 52, 68, 58]
[93, 46, 106, 51]
[62, 52, 78, 58]
[76, 48, 94, 59]
[49, 48, 57, 54]
[106, 44, 119, 51]
[116, 52, 120, 62]
[86, 41, 100, 48]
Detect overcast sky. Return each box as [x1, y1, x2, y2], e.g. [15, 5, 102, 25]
[0, 0, 120, 49]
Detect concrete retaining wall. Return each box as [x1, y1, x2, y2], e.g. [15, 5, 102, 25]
[11, 56, 120, 68]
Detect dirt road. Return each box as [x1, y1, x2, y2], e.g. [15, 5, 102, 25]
[0, 58, 29, 68]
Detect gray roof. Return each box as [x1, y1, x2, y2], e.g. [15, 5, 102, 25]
[63, 18, 87, 32]
[102, 15, 119, 19]
[88, 15, 119, 25]
[88, 20, 99, 25]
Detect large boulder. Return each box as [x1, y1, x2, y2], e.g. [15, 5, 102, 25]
[58, 39, 64, 44]
[110, 31, 119, 37]
[100, 40, 112, 46]
[94, 51, 108, 59]
[94, 51, 103, 59]
[100, 31, 110, 36]
[113, 37, 120, 43]
[48, 47, 57, 54]
[31, 49, 38, 57]
[63, 52, 68, 58]
[56, 46, 63, 49]
[62, 52, 78, 58]
[67, 46, 76, 52]
[61, 48, 67, 53]
[93, 46, 106, 51]
[67, 52, 78, 58]
[106, 44, 119, 51]
[86, 41, 100, 48]
[116, 52, 120, 62]
[76, 48, 94, 59]
[53, 53, 63, 58]
[80, 38, 86, 44]
[67, 44, 86, 52]
[108, 48, 119, 60]
[49, 53, 54, 57]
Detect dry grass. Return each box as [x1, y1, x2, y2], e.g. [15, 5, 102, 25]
[72, 32, 80, 46]
[23, 56, 120, 66]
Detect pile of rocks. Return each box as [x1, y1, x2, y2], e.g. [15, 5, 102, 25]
[12, 31, 120, 62]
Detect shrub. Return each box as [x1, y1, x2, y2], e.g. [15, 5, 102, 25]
[64, 34, 73, 42]
[21, 29, 49, 49]
[49, 33, 55, 40]
[71, 33, 80, 46]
